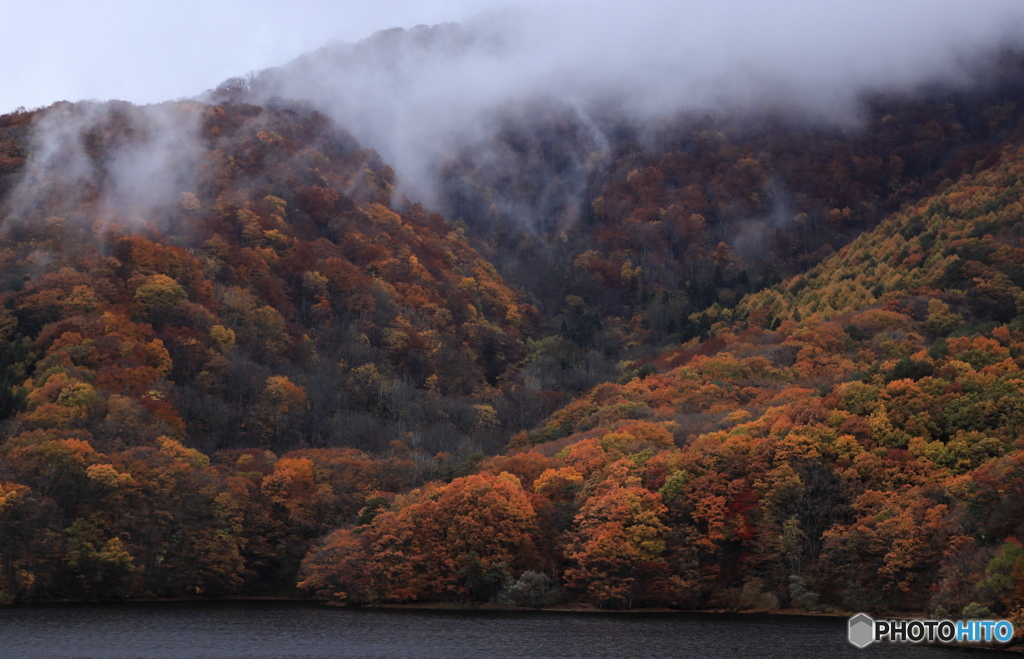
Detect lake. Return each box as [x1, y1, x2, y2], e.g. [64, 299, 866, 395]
[0, 602, 1015, 658]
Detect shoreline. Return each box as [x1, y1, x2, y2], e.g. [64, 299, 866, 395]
[355, 601, 855, 618]
[3, 596, 852, 619]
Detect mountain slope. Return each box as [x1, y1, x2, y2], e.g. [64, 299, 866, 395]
[234, 24, 1024, 358]
[2, 100, 534, 451]
[0, 99, 535, 599]
[2, 39, 1024, 618]
[302, 140, 1024, 618]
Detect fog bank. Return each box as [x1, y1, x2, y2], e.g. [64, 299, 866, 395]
[241, 1, 1024, 208]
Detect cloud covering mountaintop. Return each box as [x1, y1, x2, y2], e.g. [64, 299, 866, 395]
[237, 0, 1024, 208]
[7, 1, 1024, 231]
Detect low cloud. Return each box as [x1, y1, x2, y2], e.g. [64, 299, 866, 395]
[239, 0, 1024, 217]
[8, 1, 1024, 235]
[4, 101, 203, 230]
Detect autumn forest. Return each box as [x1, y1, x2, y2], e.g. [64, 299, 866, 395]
[1, 24, 1024, 633]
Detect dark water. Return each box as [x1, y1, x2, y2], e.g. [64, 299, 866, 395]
[0, 602, 1015, 658]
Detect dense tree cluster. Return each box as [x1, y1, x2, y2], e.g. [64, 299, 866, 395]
[0, 101, 534, 453]
[439, 54, 1024, 372]
[1, 68, 1024, 629]
[0, 101, 534, 601]
[301, 143, 1024, 625]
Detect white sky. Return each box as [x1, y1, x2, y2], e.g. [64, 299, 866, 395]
[7, 0, 1024, 229]
[4, 0, 1024, 117]
[0, 0, 512, 113]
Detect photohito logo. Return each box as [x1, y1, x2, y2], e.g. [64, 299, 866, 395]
[848, 613, 1015, 648]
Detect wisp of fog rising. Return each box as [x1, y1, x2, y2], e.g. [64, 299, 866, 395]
[237, 0, 1024, 208]
[8, 0, 1024, 227]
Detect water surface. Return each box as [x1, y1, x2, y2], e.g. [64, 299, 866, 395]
[0, 602, 1015, 658]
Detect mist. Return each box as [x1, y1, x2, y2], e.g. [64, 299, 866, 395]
[4, 101, 203, 231]
[7, 0, 1024, 235]
[0, 0, 512, 114]
[234, 0, 1024, 219]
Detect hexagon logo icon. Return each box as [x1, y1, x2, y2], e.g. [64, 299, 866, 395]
[848, 613, 875, 648]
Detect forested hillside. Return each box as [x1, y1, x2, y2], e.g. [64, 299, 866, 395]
[0, 100, 534, 598]
[249, 30, 1024, 398]
[1, 33, 1024, 623]
[300, 140, 1024, 619]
